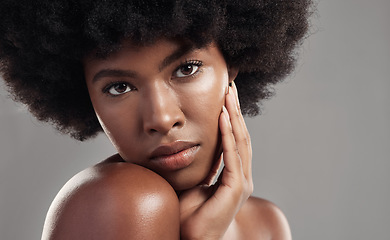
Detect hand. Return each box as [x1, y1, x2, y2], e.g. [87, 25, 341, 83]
[179, 82, 253, 240]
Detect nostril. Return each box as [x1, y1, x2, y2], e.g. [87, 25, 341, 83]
[143, 104, 185, 135]
[147, 121, 181, 135]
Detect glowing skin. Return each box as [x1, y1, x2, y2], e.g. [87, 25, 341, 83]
[84, 39, 231, 190]
[43, 39, 292, 239]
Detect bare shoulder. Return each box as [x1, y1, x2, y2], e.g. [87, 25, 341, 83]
[235, 196, 291, 240]
[42, 155, 180, 240]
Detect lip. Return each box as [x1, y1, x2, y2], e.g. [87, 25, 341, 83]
[149, 141, 200, 171]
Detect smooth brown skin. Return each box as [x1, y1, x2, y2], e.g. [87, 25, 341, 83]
[42, 39, 291, 239]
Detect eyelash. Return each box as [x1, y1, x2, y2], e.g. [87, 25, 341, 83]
[102, 60, 203, 97]
[102, 81, 134, 96]
[174, 60, 203, 78]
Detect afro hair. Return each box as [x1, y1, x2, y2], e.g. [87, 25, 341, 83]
[0, 0, 313, 140]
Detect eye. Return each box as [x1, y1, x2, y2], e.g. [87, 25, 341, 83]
[174, 60, 202, 78]
[103, 82, 133, 96]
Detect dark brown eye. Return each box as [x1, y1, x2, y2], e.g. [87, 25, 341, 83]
[106, 82, 132, 96]
[114, 83, 128, 93]
[180, 65, 195, 76]
[174, 62, 201, 78]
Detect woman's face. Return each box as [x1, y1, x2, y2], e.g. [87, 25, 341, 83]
[84, 39, 235, 190]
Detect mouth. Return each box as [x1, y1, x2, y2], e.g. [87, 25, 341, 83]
[149, 141, 200, 171]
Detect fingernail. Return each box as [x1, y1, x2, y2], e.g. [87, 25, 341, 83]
[229, 87, 235, 101]
[222, 105, 230, 121]
[222, 105, 227, 113]
[232, 82, 240, 108]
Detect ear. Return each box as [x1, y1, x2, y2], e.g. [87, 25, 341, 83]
[228, 66, 239, 84]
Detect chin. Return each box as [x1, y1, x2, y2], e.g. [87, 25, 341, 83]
[161, 168, 210, 192]
[171, 180, 202, 192]
[169, 146, 222, 191]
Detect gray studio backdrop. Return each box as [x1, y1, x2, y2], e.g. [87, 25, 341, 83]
[1, 0, 389, 239]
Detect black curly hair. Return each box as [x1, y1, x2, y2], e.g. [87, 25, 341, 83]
[0, 0, 312, 141]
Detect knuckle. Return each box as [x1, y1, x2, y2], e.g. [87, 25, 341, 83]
[233, 109, 241, 119]
[247, 181, 254, 195]
[234, 146, 240, 154]
[237, 135, 251, 148]
[236, 100, 242, 113]
[246, 134, 251, 144]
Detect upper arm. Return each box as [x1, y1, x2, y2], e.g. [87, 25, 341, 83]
[42, 163, 180, 240]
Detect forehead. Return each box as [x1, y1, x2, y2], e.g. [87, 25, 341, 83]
[82, 38, 225, 81]
[84, 38, 216, 67]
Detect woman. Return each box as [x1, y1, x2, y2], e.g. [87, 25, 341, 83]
[0, 0, 312, 239]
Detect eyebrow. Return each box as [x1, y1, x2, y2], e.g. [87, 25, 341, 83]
[92, 69, 137, 83]
[158, 43, 194, 72]
[92, 43, 195, 83]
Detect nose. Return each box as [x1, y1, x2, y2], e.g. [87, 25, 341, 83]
[141, 82, 185, 135]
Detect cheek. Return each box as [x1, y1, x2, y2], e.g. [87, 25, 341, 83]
[93, 101, 139, 155]
[188, 67, 228, 118]
[182, 68, 228, 140]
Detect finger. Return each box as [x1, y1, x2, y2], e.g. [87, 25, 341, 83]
[231, 82, 251, 151]
[232, 82, 252, 177]
[232, 82, 249, 138]
[225, 84, 252, 180]
[219, 105, 243, 177]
